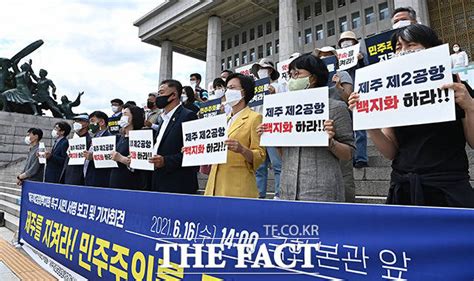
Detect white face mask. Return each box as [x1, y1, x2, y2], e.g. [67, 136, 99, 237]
[214, 89, 225, 99]
[73, 122, 83, 133]
[24, 136, 31, 145]
[111, 105, 120, 113]
[118, 115, 129, 128]
[225, 89, 243, 107]
[257, 69, 270, 79]
[453, 47, 460, 52]
[394, 48, 425, 57]
[51, 129, 59, 139]
[392, 20, 411, 29]
[181, 95, 188, 103]
[340, 40, 354, 48]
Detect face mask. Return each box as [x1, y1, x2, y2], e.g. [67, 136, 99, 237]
[340, 40, 354, 48]
[394, 48, 425, 57]
[156, 94, 174, 109]
[147, 101, 154, 108]
[51, 129, 59, 138]
[111, 106, 120, 113]
[257, 69, 269, 79]
[190, 81, 197, 88]
[224, 103, 232, 115]
[118, 116, 129, 128]
[392, 20, 411, 29]
[181, 95, 188, 103]
[89, 123, 100, 134]
[453, 47, 460, 52]
[288, 77, 310, 91]
[214, 89, 225, 99]
[225, 89, 243, 107]
[24, 136, 31, 145]
[73, 122, 83, 133]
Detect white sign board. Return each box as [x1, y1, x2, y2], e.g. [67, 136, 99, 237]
[261, 87, 329, 147]
[353, 44, 454, 130]
[129, 130, 154, 171]
[337, 43, 360, 70]
[91, 136, 118, 169]
[182, 114, 228, 167]
[68, 137, 87, 166]
[235, 64, 254, 78]
[276, 58, 294, 92]
[38, 142, 46, 164]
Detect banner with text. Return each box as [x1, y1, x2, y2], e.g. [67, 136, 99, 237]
[248, 77, 271, 109]
[182, 114, 228, 167]
[38, 142, 46, 164]
[235, 64, 254, 78]
[337, 43, 360, 70]
[20, 181, 474, 280]
[91, 136, 118, 169]
[365, 29, 396, 65]
[277, 58, 294, 92]
[198, 98, 222, 119]
[129, 130, 154, 171]
[354, 44, 454, 130]
[261, 87, 329, 147]
[68, 137, 87, 166]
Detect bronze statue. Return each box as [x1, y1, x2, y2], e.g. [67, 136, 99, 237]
[30, 66, 63, 118]
[58, 92, 86, 119]
[1, 62, 39, 115]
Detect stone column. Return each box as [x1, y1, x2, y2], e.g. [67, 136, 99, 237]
[205, 16, 222, 87]
[394, 0, 430, 26]
[159, 40, 173, 82]
[278, 0, 298, 62]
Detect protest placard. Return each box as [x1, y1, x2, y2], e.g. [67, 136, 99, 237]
[261, 87, 329, 146]
[354, 44, 454, 130]
[337, 43, 360, 70]
[91, 136, 118, 168]
[197, 98, 222, 118]
[129, 130, 154, 171]
[277, 58, 294, 91]
[365, 29, 396, 64]
[235, 64, 254, 78]
[322, 56, 337, 85]
[182, 114, 227, 167]
[38, 142, 46, 164]
[248, 77, 270, 108]
[67, 137, 86, 165]
[107, 115, 121, 135]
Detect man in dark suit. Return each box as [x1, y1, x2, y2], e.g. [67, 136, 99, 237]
[149, 79, 198, 194]
[84, 111, 113, 187]
[44, 121, 71, 183]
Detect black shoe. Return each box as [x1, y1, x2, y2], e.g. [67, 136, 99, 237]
[354, 161, 369, 168]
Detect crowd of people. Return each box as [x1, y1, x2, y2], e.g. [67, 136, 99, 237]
[17, 7, 474, 208]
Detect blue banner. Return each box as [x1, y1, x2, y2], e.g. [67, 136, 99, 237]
[322, 56, 337, 86]
[364, 29, 397, 65]
[19, 181, 474, 280]
[198, 98, 222, 119]
[248, 77, 270, 108]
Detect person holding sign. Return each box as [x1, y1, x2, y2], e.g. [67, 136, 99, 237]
[259, 54, 354, 202]
[44, 121, 70, 183]
[17, 128, 44, 185]
[109, 104, 147, 190]
[149, 79, 199, 194]
[349, 24, 474, 207]
[205, 73, 266, 198]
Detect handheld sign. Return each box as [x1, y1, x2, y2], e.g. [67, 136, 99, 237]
[38, 142, 46, 164]
[182, 114, 228, 167]
[365, 29, 396, 64]
[68, 137, 87, 166]
[197, 98, 222, 119]
[277, 58, 294, 92]
[248, 77, 270, 109]
[322, 56, 337, 86]
[261, 87, 329, 147]
[235, 64, 254, 78]
[353, 44, 454, 130]
[129, 130, 154, 171]
[91, 136, 118, 169]
[108, 115, 121, 135]
[337, 43, 360, 70]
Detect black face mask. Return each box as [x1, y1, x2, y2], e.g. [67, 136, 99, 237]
[155, 94, 174, 109]
[147, 101, 155, 108]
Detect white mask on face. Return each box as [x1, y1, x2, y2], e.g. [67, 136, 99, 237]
[392, 20, 411, 29]
[394, 48, 425, 57]
[51, 129, 59, 139]
[257, 69, 270, 79]
[24, 136, 31, 145]
[453, 47, 460, 52]
[111, 105, 120, 113]
[181, 95, 188, 103]
[225, 89, 243, 107]
[73, 122, 83, 133]
[214, 89, 225, 99]
[118, 116, 129, 128]
[340, 40, 354, 48]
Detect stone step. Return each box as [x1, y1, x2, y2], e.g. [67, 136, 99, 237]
[0, 199, 20, 218]
[3, 211, 19, 233]
[355, 196, 387, 204]
[0, 193, 20, 206]
[0, 187, 21, 197]
[0, 182, 19, 189]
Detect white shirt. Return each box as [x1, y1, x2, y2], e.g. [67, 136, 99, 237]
[228, 107, 245, 128]
[154, 104, 180, 152]
[451, 51, 469, 68]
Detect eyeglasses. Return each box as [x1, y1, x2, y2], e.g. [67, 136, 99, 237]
[289, 70, 311, 79]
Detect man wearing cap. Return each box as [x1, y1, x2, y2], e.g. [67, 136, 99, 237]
[251, 58, 283, 199]
[338, 31, 367, 82]
[109, 98, 124, 135]
[60, 114, 92, 185]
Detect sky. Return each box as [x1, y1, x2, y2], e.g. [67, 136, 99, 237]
[0, 0, 205, 116]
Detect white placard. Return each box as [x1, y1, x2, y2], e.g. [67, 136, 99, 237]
[337, 43, 360, 70]
[353, 44, 455, 130]
[129, 130, 154, 171]
[261, 87, 329, 147]
[68, 137, 87, 166]
[38, 142, 46, 164]
[182, 114, 228, 167]
[91, 136, 118, 169]
[277, 58, 294, 92]
[235, 64, 255, 78]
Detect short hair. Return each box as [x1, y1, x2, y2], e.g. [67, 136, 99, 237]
[110, 98, 124, 105]
[391, 24, 442, 51]
[213, 78, 226, 89]
[161, 79, 183, 98]
[221, 70, 233, 75]
[89, 111, 109, 124]
[392, 6, 417, 21]
[226, 73, 255, 105]
[55, 121, 71, 136]
[27, 128, 43, 141]
[148, 92, 157, 97]
[190, 73, 202, 81]
[182, 86, 195, 103]
[126, 105, 145, 130]
[289, 53, 329, 87]
[125, 101, 136, 106]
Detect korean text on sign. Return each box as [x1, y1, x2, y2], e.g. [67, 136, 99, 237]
[68, 137, 87, 166]
[129, 130, 154, 171]
[337, 43, 360, 71]
[261, 87, 329, 147]
[353, 44, 454, 130]
[182, 114, 228, 167]
[91, 136, 118, 169]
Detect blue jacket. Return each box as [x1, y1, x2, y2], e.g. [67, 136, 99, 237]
[45, 137, 69, 183]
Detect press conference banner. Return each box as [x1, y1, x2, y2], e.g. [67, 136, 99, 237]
[20, 181, 474, 280]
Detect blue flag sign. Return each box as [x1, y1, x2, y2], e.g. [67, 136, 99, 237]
[248, 77, 271, 108]
[364, 29, 397, 65]
[19, 181, 474, 280]
[197, 98, 223, 119]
